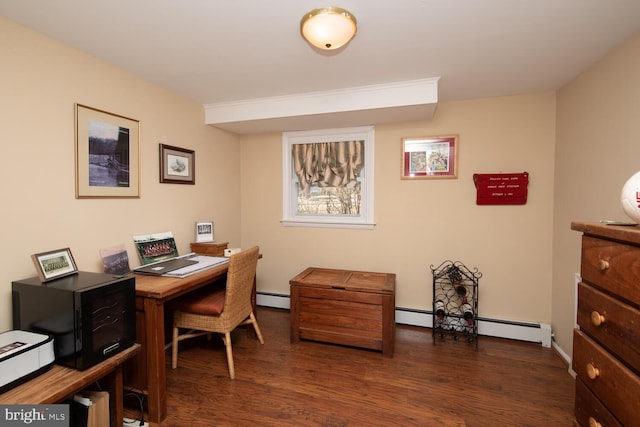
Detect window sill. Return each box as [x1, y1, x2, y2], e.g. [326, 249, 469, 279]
[281, 220, 375, 230]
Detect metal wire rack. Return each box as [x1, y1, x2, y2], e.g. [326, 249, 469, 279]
[430, 260, 481, 349]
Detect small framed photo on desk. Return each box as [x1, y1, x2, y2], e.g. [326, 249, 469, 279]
[195, 221, 214, 242]
[31, 248, 78, 282]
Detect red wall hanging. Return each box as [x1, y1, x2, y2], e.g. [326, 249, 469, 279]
[473, 172, 529, 205]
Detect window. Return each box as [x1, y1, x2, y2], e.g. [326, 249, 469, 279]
[282, 126, 375, 229]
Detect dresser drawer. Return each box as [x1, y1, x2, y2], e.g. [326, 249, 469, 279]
[577, 282, 640, 373]
[572, 329, 640, 426]
[574, 377, 622, 427]
[580, 235, 640, 306]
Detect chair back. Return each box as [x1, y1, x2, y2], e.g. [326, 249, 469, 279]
[223, 246, 259, 327]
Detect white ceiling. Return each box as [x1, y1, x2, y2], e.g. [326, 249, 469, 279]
[2, 1, 639, 133]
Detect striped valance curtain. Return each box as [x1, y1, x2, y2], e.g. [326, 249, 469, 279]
[292, 140, 365, 194]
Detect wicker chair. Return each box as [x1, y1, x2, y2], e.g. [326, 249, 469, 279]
[171, 246, 264, 379]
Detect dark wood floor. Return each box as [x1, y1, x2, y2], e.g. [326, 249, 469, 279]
[136, 307, 575, 426]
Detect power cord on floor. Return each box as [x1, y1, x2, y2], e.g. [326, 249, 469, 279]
[123, 418, 148, 427]
[123, 392, 147, 426]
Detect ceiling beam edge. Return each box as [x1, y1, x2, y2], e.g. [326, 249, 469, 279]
[203, 78, 439, 126]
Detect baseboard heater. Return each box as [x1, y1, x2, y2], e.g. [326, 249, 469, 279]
[256, 292, 552, 348]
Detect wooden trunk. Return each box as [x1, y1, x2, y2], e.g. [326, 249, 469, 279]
[289, 267, 395, 357]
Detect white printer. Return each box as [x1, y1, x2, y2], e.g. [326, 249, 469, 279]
[0, 330, 55, 392]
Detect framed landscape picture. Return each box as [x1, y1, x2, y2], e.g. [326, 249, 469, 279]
[75, 104, 140, 198]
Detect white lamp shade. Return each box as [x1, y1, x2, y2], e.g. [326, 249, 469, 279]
[301, 7, 357, 50]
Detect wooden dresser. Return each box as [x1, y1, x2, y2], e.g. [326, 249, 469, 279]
[290, 267, 396, 357]
[571, 222, 640, 427]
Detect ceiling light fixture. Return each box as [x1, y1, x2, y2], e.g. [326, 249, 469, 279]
[300, 7, 357, 50]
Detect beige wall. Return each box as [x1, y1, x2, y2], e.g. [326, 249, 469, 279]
[552, 32, 640, 354]
[0, 17, 242, 330]
[4, 14, 638, 360]
[241, 93, 557, 323]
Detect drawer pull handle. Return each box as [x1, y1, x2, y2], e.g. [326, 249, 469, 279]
[590, 311, 605, 327]
[331, 286, 346, 290]
[588, 417, 602, 427]
[586, 363, 600, 380]
[597, 259, 609, 271]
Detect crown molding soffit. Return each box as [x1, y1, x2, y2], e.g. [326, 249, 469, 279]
[204, 78, 439, 134]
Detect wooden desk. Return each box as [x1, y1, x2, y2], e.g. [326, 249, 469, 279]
[0, 344, 140, 427]
[127, 243, 261, 423]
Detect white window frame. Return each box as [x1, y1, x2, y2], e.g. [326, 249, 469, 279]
[282, 126, 375, 229]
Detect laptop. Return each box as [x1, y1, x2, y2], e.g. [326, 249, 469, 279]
[133, 257, 198, 275]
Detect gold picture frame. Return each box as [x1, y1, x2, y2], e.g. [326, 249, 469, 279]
[401, 135, 458, 179]
[31, 248, 78, 282]
[75, 104, 140, 198]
